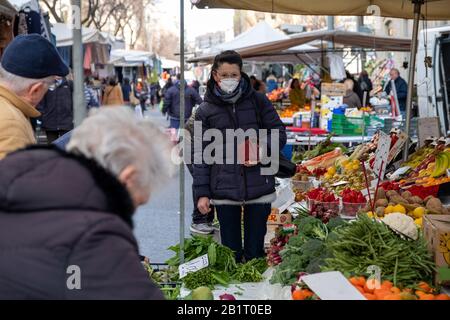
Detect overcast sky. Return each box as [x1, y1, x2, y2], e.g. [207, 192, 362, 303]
[157, 0, 235, 42]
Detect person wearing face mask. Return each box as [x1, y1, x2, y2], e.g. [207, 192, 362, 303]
[0, 107, 173, 299]
[0, 34, 68, 159]
[193, 50, 287, 262]
[38, 76, 74, 144]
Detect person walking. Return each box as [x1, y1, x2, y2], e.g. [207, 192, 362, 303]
[193, 50, 287, 262]
[121, 77, 132, 105]
[384, 68, 408, 117]
[162, 74, 202, 129]
[38, 77, 74, 144]
[0, 34, 69, 159]
[102, 77, 124, 106]
[84, 77, 99, 110]
[0, 107, 173, 299]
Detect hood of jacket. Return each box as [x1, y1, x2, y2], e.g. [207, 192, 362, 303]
[204, 72, 254, 105]
[0, 145, 135, 227]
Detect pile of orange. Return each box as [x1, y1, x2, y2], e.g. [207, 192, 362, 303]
[349, 276, 450, 300]
[292, 289, 315, 300]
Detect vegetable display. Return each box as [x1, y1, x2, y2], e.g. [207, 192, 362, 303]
[321, 214, 435, 286]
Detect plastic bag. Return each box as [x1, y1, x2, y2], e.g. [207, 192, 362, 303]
[327, 53, 346, 81]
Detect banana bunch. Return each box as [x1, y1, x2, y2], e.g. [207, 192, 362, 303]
[431, 152, 450, 178]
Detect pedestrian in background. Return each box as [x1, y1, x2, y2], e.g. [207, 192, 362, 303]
[343, 79, 362, 109]
[121, 77, 132, 106]
[384, 68, 408, 117]
[0, 34, 69, 159]
[84, 77, 99, 110]
[38, 76, 74, 144]
[102, 77, 124, 106]
[0, 107, 173, 299]
[162, 73, 202, 129]
[358, 70, 373, 105]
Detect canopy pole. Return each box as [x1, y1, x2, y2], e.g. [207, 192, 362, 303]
[72, 0, 86, 127]
[179, 0, 186, 264]
[403, 0, 423, 161]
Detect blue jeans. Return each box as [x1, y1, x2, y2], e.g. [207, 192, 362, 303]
[215, 203, 271, 262]
[169, 117, 180, 129]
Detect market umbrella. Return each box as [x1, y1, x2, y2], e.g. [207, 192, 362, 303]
[191, 0, 450, 160]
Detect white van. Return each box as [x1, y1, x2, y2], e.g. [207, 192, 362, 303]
[417, 26, 450, 136]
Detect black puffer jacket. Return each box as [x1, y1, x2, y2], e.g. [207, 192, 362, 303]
[0, 146, 163, 300]
[193, 74, 286, 202]
[38, 78, 74, 131]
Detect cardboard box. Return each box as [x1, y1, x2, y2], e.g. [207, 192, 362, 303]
[264, 225, 278, 249]
[423, 215, 450, 286]
[267, 209, 292, 225]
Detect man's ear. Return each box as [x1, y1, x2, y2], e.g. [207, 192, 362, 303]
[118, 165, 137, 187]
[29, 82, 45, 96]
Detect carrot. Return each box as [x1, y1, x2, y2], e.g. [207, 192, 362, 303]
[356, 276, 366, 287]
[418, 281, 432, 293]
[364, 279, 380, 294]
[383, 294, 402, 300]
[419, 293, 435, 300]
[363, 293, 377, 300]
[349, 277, 360, 286]
[303, 290, 314, 299]
[292, 290, 306, 300]
[381, 280, 393, 290]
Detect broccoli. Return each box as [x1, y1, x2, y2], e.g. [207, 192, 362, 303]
[326, 217, 347, 231]
[295, 216, 324, 238]
[286, 234, 307, 248]
[300, 239, 324, 261]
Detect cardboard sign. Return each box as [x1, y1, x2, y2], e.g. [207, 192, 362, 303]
[179, 254, 209, 279]
[418, 117, 441, 147]
[373, 131, 390, 180]
[387, 131, 408, 163]
[301, 271, 366, 300]
[321, 83, 346, 97]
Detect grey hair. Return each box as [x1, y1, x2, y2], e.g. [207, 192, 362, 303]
[66, 107, 175, 193]
[0, 64, 54, 95]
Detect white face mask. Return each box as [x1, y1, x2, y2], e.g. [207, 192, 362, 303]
[219, 78, 239, 94]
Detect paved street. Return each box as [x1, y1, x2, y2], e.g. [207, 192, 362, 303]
[132, 107, 195, 263]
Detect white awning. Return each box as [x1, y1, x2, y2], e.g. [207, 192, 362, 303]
[109, 49, 154, 67]
[51, 23, 115, 47]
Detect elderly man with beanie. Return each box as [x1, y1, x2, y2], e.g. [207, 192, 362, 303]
[0, 34, 69, 159]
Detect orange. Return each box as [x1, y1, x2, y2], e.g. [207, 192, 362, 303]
[435, 294, 450, 300]
[418, 281, 432, 293]
[419, 294, 435, 300]
[292, 290, 305, 300]
[354, 286, 365, 295]
[374, 288, 391, 300]
[356, 276, 366, 287]
[363, 293, 377, 300]
[390, 287, 401, 294]
[349, 277, 359, 286]
[383, 294, 402, 300]
[415, 290, 426, 298]
[381, 280, 393, 290]
[303, 290, 314, 299]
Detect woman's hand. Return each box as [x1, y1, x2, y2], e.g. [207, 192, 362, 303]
[197, 197, 211, 214]
[244, 160, 258, 167]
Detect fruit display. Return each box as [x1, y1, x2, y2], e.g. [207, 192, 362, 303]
[302, 148, 344, 172]
[340, 188, 367, 219]
[322, 159, 370, 193]
[306, 188, 340, 223]
[267, 88, 285, 102]
[292, 135, 347, 163]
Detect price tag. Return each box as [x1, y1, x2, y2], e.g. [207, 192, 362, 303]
[373, 131, 390, 180]
[389, 166, 411, 181]
[387, 131, 408, 163]
[178, 254, 209, 279]
[301, 271, 366, 300]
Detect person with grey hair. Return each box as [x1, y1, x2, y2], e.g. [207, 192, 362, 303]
[0, 34, 69, 159]
[0, 107, 173, 299]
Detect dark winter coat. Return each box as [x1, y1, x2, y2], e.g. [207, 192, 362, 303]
[38, 79, 74, 131]
[384, 76, 408, 111]
[193, 74, 287, 202]
[162, 81, 203, 120]
[0, 145, 164, 300]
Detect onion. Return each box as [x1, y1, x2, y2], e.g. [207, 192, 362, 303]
[219, 293, 236, 300]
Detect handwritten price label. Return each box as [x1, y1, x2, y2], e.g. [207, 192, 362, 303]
[178, 254, 209, 279]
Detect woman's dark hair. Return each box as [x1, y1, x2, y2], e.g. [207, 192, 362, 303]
[254, 79, 262, 91]
[211, 50, 243, 74]
[108, 77, 117, 86]
[290, 78, 300, 89]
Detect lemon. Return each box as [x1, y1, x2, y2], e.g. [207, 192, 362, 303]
[413, 207, 426, 219]
[393, 204, 406, 214]
[366, 211, 374, 218]
[414, 217, 423, 227]
[384, 205, 395, 215]
[328, 166, 336, 175]
[352, 164, 359, 170]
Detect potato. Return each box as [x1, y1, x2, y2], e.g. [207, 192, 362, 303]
[409, 196, 423, 205]
[375, 199, 389, 208]
[443, 206, 449, 215]
[376, 207, 385, 217]
[426, 198, 443, 214]
[376, 188, 387, 200]
[390, 195, 409, 205]
[424, 195, 434, 204]
[402, 191, 412, 199]
[386, 190, 400, 199]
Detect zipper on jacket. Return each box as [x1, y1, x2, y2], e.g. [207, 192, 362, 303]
[232, 103, 236, 113]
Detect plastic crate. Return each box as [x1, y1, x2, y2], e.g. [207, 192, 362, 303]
[331, 114, 384, 136]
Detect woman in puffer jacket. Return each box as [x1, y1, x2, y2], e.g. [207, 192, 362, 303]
[0, 107, 173, 299]
[193, 50, 286, 262]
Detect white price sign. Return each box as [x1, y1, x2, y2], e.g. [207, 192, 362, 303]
[373, 131, 390, 180]
[178, 254, 209, 279]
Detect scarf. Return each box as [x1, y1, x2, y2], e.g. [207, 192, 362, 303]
[213, 77, 247, 104]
